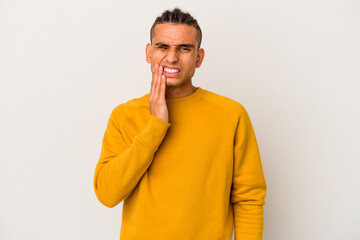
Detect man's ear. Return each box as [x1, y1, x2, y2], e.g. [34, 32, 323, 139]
[145, 43, 152, 63]
[196, 48, 205, 68]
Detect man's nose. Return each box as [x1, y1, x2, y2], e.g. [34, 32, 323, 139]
[164, 48, 179, 63]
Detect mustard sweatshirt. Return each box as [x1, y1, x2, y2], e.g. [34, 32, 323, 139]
[93, 87, 267, 240]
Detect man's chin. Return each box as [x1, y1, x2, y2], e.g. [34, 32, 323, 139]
[166, 83, 181, 88]
[165, 80, 188, 89]
[165, 78, 180, 85]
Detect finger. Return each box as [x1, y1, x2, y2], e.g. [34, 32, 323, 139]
[151, 55, 166, 99]
[160, 74, 166, 99]
[150, 63, 158, 98]
[154, 65, 163, 99]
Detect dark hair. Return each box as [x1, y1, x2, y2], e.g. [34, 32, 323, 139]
[150, 8, 202, 49]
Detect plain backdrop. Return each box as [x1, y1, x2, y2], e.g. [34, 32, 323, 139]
[1, 0, 359, 239]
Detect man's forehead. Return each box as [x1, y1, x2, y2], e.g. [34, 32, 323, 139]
[152, 23, 198, 45]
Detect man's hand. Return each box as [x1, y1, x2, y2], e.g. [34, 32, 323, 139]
[148, 63, 169, 123]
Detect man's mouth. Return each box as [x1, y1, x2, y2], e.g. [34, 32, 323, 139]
[163, 66, 181, 76]
[163, 67, 180, 73]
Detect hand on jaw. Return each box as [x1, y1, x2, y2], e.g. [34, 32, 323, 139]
[148, 60, 169, 123]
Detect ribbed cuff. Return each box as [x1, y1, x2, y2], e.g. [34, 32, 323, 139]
[135, 114, 171, 151]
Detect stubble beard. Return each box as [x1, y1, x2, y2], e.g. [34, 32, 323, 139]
[165, 75, 191, 89]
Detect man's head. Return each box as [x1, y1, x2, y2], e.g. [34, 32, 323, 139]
[146, 8, 205, 89]
[150, 8, 202, 49]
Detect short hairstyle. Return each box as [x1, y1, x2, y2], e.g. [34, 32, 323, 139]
[150, 8, 202, 49]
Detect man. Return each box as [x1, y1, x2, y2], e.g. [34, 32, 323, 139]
[93, 8, 267, 240]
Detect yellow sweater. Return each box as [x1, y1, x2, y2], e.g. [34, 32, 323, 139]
[94, 87, 267, 240]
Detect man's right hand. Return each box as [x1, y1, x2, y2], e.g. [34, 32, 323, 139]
[148, 63, 169, 123]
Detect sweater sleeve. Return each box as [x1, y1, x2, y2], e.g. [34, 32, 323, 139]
[230, 105, 267, 240]
[93, 109, 171, 208]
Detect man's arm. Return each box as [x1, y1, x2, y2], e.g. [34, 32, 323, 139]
[93, 110, 171, 208]
[94, 64, 169, 208]
[231, 105, 267, 240]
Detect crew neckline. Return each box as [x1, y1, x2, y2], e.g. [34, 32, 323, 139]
[165, 86, 204, 104]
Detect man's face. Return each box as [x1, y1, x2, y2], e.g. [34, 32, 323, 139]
[146, 23, 205, 88]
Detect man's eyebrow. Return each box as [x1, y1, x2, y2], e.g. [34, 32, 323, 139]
[155, 42, 195, 48]
[155, 42, 169, 47]
[178, 44, 195, 48]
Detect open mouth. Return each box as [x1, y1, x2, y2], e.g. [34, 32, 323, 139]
[163, 67, 181, 76]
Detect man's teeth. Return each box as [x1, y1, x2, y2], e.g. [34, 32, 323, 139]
[164, 68, 180, 73]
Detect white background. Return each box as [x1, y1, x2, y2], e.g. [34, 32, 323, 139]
[1, 0, 359, 239]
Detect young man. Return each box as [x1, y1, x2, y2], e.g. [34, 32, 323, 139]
[94, 8, 267, 240]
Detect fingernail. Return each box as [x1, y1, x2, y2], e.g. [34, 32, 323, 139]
[155, 63, 158, 68]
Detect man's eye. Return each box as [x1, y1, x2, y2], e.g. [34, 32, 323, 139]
[180, 47, 190, 51]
